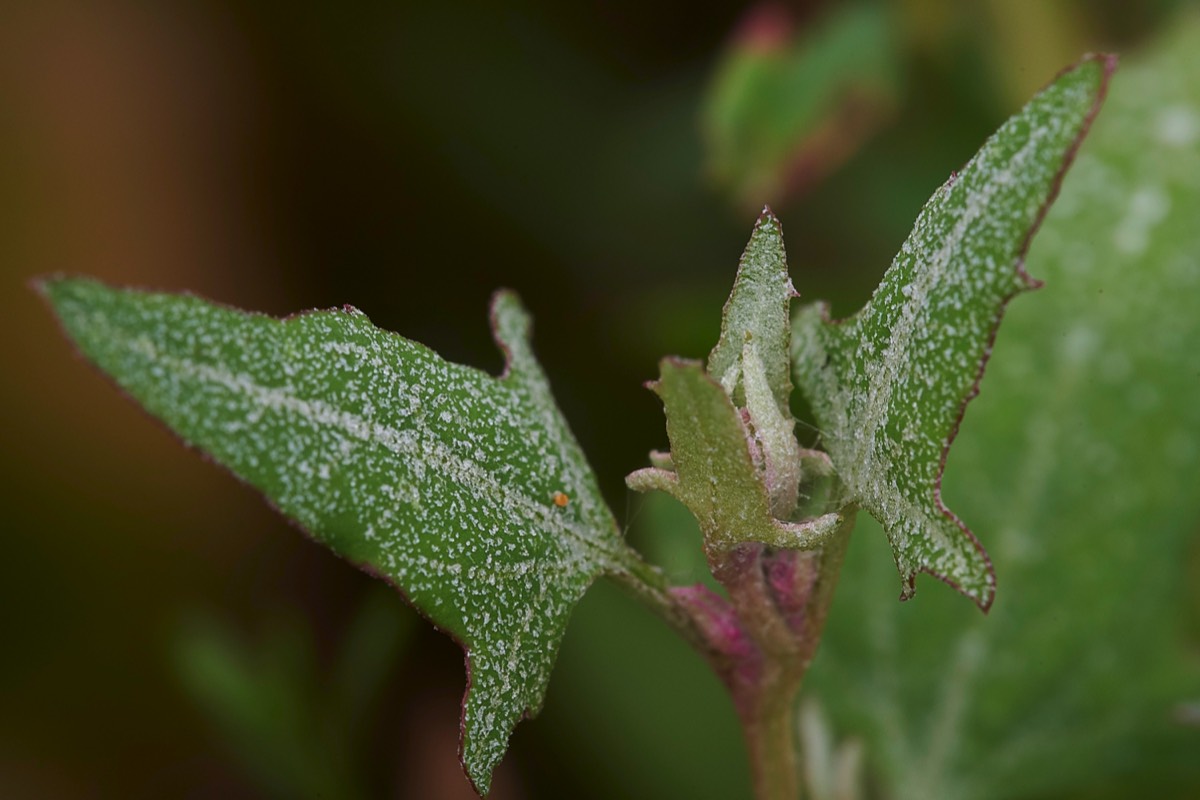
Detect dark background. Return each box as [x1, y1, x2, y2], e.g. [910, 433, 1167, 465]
[0, 1, 1187, 797]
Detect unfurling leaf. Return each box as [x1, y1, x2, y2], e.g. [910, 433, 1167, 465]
[41, 278, 637, 794]
[791, 55, 1114, 609]
[708, 208, 803, 517]
[626, 358, 843, 553]
[707, 208, 797, 416]
[628, 210, 840, 554]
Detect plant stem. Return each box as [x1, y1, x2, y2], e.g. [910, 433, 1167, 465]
[615, 508, 857, 800]
[716, 510, 857, 800]
[745, 680, 802, 800]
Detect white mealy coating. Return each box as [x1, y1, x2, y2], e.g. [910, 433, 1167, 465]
[792, 59, 1107, 607]
[48, 281, 628, 790]
[807, 35, 1200, 797]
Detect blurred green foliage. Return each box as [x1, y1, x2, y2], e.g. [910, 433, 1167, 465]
[175, 587, 412, 800]
[805, 18, 1200, 798]
[703, 3, 900, 208]
[5, 0, 1198, 797]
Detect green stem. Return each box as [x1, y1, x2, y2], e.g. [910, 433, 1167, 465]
[612, 507, 857, 800]
[746, 681, 802, 800]
[725, 508, 858, 800]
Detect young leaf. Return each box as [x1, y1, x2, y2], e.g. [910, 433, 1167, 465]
[626, 358, 843, 553]
[40, 278, 637, 794]
[806, 21, 1200, 797]
[707, 208, 803, 517]
[792, 55, 1114, 609]
[629, 212, 843, 553]
[707, 208, 797, 415]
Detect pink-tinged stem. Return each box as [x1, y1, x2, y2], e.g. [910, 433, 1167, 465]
[673, 509, 856, 800]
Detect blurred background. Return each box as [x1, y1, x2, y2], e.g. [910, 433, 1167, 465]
[0, 1, 1193, 797]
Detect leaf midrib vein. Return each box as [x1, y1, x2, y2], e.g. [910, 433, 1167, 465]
[141, 345, 626, 568]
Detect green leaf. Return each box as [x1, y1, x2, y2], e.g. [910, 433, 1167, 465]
[702, 3, 900, 206]
[807, 20, 1200, 798]
[41, 278, 636, 794]
[707, 208, 804, 517]
[707, 208, 797, 415]
[792, 55, 1114, 610]
[627, 358, 843, 552]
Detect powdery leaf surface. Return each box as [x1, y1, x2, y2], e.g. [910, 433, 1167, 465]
[805, 21, 1200, 799]
[42, 279, 635, 794]
[792, 55, 1114, 609]
[707, 208, 797, 414]
[627, 359, 842, 552]
[705, 208, 805, 518]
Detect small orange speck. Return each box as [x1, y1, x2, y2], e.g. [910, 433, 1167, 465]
[552, 491, 570, 508]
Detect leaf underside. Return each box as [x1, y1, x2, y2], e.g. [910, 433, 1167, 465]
[41, 278, 632, 794]
[791, 55, 1114, 610]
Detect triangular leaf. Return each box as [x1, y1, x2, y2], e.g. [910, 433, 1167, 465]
[792, 55, 1114, 609]
[806, 21, 1200, 797]
[41, 278, 635, 794]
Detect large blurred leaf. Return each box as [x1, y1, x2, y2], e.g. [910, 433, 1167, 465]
[41, 279, 639, 794]
[793, 56, 1112, 610]
[805, 20, 1200, 799]
[174, 589, 413, 800]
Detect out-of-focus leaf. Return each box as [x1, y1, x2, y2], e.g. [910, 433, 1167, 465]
[175, 613, 357, 800]
[703, 3, 901, 208]
[174, 588, 413, 800]
[805, 19, 1200, 799]
[793, 56, 1113, 610]
[41, 279, 640, 793]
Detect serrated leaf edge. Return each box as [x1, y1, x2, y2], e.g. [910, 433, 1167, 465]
[796, 54, 1116, 612]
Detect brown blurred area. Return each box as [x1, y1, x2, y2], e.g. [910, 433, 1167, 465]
[0, 1, 727, 795]
[0, 1, 1181, 797]
[0, 2, 472, 796]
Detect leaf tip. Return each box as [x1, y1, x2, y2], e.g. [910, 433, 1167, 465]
[753, 205, 784, 238]
[32, 273, 84, 308]
[29, 273, 55, 299]
[902, 531, 997, 613]
[489, 288, 535, 378]
[626, 466, 679, 495]
[1084, 51, 1120, 79]
[659, 355, 703, 375]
